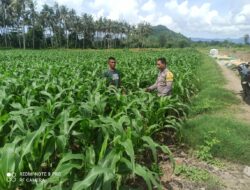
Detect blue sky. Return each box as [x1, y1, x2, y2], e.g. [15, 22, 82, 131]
[37, 0, 250, 39]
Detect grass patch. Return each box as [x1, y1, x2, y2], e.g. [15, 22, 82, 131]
[190, 55, 239, 115]
[182, 54, 250, 164]
[175, 164, 212, 182]
[190, 86, 239, 115]
[175, 164, 221, 189]
[183, 115, 250, 164]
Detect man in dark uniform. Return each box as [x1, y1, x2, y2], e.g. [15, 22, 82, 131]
[103, 57, 121, 88]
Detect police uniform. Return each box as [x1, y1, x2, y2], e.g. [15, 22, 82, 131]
[148, 69, 173, 96]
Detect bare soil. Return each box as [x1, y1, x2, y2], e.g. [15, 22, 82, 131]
[160, 149, 250, 190]
[219, 49, 250, 63]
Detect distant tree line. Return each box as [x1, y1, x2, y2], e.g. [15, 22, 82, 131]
[192, 38, 250, 48]
[0, 0, 157, 49]
[192, 40, 235, 48]
[192, 33, 250, 48]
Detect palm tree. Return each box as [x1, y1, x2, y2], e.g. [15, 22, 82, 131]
[106, 19, 112, 48]
[40, 4, 55, 48]
[73, 13, 81, 48]
[98, 17, 105, 48]
[80, 13, 95, 49]
[9, 0, 22, 48]
[95, 17, 104, 48]
[59, 5, 69, 48]
[135, 22, 152, 48]
[0, 0, 10, 47]
[67, 9, 77, 48]
[12, 0, 31, 49]
[244, 34, 249, 45]
[27, 0, 36, 48]
[53, 3, 61, 47]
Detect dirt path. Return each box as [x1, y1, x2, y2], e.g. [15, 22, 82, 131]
[217, 60, 250, 123]
[161, 150, 250, 190]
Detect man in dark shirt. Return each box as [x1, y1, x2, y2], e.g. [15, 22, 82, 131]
[103, 57, 121, 88]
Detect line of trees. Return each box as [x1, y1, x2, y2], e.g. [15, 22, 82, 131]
[0, 0, 153, 49]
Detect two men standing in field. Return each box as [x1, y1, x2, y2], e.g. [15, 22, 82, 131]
[103, 57, 173, 96]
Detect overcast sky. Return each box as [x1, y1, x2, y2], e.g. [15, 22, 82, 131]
[36, 0, 250, 39]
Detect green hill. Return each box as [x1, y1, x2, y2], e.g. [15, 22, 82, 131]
[148, 25, 191, 48]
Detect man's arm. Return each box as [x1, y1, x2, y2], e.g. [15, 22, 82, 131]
[146, 82, 157, 91]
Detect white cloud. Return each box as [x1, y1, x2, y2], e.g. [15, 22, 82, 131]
[241, 4, 250, 15]
[165, 2, 219, 25]
[165, 0, 188, 15]
[90, 0, 139, 22]
[164, 0, 178, 10]
[210, 26, 239, 35]
[235, 15, 246, 24]
[141, 0, 156, 12]
[157, 15, 173, 26]
[36, 0, 85, 14]
[164, 0, 248, 37]
[139, 14, 155, 23]
[96, 9, 105, 18]
[139, 13, 180, 32]
[191, 3, 218, 25]
[156, 15, 179, 31]
[36, 0, 51, 10]
[178, 1, 189, 15]
[234, 4, 250, 24]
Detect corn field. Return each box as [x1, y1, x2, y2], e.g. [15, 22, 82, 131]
[0, 49, 201, 190]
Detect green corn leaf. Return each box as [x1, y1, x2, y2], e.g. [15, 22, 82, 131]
[20, 121, 48, 163]
[141, 136, 157, 162]
[72, 167, 114, 190]
[98, 134, 109, 162]
[119, 138, 135, 174]
[0, 143, 20, 190]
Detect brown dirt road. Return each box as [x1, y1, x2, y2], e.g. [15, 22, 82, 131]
[217, 60, 250, 123]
